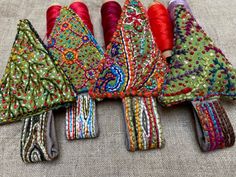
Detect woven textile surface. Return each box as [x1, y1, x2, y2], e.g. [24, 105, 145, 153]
[0, 0, 235, 177]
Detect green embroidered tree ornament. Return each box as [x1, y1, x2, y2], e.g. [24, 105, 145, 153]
[159, 1, 235, 151]
[0, 19, 76, 124]
[47, 7, 104, 94]
[160, 6, 236, 105]
[47, 7, 104, 139]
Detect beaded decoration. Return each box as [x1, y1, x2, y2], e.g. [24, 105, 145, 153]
[159, 5, 236, 105]
[21, 111, 59, 163]
[123, 97, 164, 151]
[47, 7, 104, 139]
[159, 4, 235, 151]
[66, 93, 98, 139]
[89, 0, 167, 99]
[0, 19, 75, 124]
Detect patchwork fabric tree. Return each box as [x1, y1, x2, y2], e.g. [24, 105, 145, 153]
[159, 1, 235, 151]
[0, 19, 75, 124]
[90, 0, 168, 151]
[47, 7, 105, 139]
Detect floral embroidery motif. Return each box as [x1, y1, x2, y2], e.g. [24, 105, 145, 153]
[62, 49, 78, 65]
[91, 0, 165, 151]
[90, 0, 167, 99]
[0, 19, 75, 124]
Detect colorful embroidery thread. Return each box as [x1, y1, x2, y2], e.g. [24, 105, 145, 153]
[159, 5, 236, 105]
[0, 19, 75, 124]
[96, 0, 166, 151]
[48, 7, 104, 139]
[47, 7, 104, 93]
[159, 3, 236, 151]
[66, 93, 98, 139]
[123, 96, 164, 151]
[21, 111, 59, 163]
[90, 0, 167, 99]
[192, 99, 235, 151]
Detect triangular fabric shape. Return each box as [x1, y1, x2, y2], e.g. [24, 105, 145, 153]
[47, 7, 105, 94]
[90, 0, 167, 99]
[0, 19, 75, 124]
[159, 5, 236, 106]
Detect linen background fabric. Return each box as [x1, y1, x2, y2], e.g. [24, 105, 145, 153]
[0, 0, 235, 177]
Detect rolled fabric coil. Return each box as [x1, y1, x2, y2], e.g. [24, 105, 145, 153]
[21, 111, 59, 163]
[66, 93, 98, 140]
[122, 96, 165, 151]
[192, 99, 235, 152]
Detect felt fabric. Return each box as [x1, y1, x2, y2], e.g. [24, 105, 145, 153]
[0, 19, 75, 124]
[66, 93, 98, 140]
[20, 111, 59, 163]
[47, 7, 105, 139]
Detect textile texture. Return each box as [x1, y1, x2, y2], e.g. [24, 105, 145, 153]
[66, 93, 98, 140]
[0, 19, 75, 124]
[90, 0, 167, 99]
[159, 3, 236, 152]
[47, 6, 103, 140]
[21, 111, 59, 163]
[0, 0, 235, 177]
[159, 5, 236, 105]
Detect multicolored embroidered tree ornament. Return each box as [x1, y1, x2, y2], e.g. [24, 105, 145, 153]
[90, 0, 167, 151]
[159, 0, 235, 151]
[47, 7, 104, 139]
[0, 19, 75, 124]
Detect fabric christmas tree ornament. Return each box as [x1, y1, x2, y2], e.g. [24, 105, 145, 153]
[0, 19, 75, 124]
[90, 0, 167, 151]
[47, 7, 104, 139]
[21, 111, 59, 163]
[159, 0, 235, 151]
